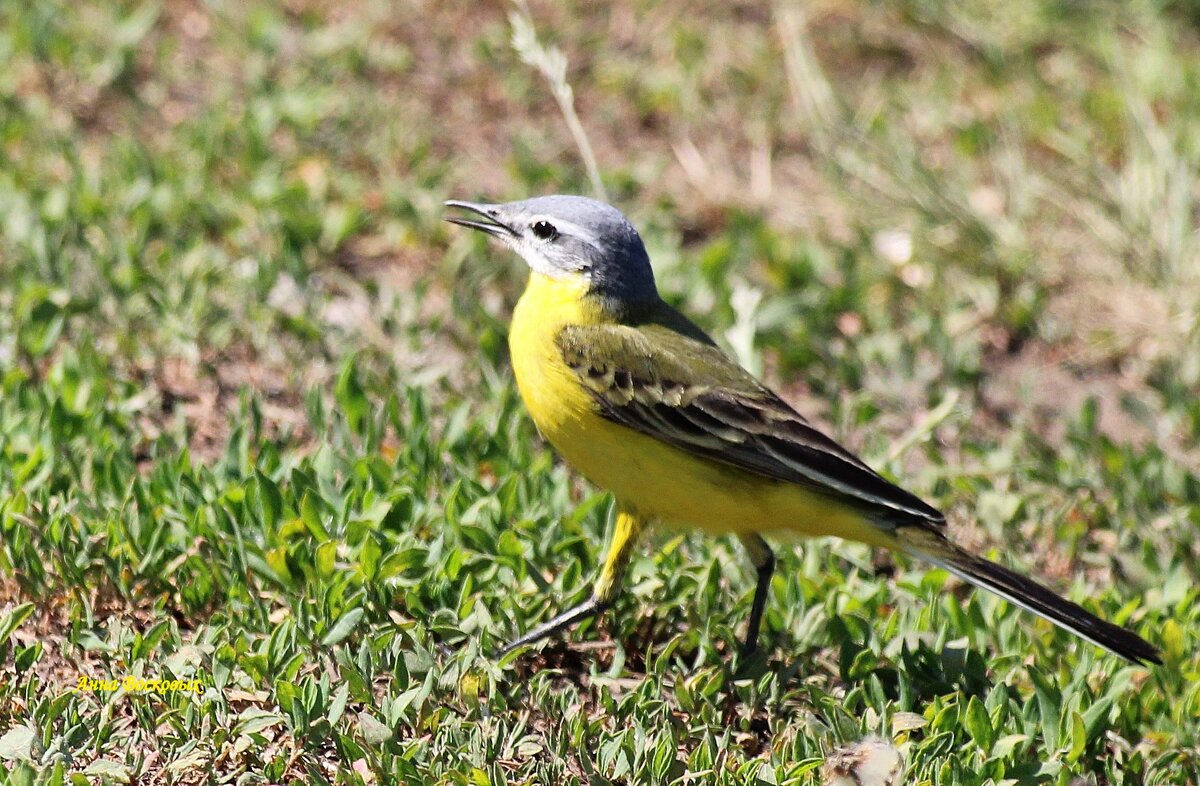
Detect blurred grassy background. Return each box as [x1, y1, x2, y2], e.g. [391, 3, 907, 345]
[0, 0, 1198, 783]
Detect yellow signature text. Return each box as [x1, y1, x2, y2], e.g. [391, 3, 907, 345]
[76, 675, 204, 694]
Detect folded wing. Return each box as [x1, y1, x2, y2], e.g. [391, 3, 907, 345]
[556, 321, 944, 529]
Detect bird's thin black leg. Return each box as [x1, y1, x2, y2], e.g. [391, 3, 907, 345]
[498, 509, 643, 657]
[497, 595, 612, 657]
[738, 533, 776, 655]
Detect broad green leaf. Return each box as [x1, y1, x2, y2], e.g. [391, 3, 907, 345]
[0, 603, 34, 643]
[358, 712, 392, 744]
[963, 695, 994, 752]
[300, 491, 331, 540]
[322, 607, 365, 646]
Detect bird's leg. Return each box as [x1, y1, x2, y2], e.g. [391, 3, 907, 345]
[738, 533, 776, 655]
[495, 596, 610, 657]
[498, 508, 642, 657]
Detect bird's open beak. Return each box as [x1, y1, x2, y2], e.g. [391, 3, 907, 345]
[444, 200, 517, 239]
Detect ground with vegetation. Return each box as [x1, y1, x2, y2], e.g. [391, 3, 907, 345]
[1, 0, 1198, 783]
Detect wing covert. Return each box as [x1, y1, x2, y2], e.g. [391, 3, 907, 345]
[555, 322, 944, 527]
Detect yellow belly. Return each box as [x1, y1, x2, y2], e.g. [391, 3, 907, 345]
[508, 273, 889, 547]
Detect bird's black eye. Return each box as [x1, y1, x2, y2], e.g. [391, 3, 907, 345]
[531, 220, 558, 241]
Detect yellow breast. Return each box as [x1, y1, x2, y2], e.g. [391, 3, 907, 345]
[508, 273, 601, 438]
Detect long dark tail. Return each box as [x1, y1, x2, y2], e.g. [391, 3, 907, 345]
[898, 528, 1161, 665]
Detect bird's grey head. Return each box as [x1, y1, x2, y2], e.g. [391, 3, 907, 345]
[445, 195, 659, 309]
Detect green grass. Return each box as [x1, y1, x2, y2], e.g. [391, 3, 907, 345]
[1, 1, 1199, 783]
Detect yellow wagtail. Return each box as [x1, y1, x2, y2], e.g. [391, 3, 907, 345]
[445, 195, 1160, 665]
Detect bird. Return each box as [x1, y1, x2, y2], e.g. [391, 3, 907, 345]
[444, 194, 1160, 666]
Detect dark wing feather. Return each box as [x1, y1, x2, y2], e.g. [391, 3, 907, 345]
[556, 318, 943, 528]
